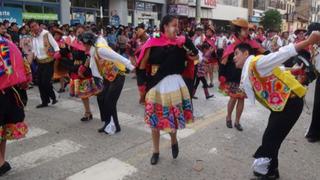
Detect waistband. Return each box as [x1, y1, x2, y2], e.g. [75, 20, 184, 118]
[36, 57, 54, 64]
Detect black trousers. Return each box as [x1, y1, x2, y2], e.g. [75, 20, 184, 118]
[253, 97, 304, 171]
[37, 61, 56, 104]
[97, 75, 125, 131]
[306, 78, 320, 139]
[194, 76, 209, 90]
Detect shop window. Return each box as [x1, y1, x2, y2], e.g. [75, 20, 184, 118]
[71, 0, 85, 7]
[86, 0, 100, 8]
[25, 5, 43, 13]
[43, 0, 58, 2]
[3, 3, 23, 9]
[44, 6, 57, 14]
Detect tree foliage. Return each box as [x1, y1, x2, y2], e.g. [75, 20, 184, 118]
[260, 9, 282, 31]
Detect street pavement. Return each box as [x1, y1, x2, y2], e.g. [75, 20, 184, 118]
[2, 74, 320, 180]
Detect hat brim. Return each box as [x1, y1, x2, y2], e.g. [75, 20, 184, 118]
[231, 20, 249, 28]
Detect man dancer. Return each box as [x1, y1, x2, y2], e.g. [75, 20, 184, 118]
[29, 20, 60, 108]
[233, 32, 320, 179]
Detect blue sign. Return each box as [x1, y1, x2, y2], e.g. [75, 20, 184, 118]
[111, 15, 120, 27]
[0, 7, 23, 26]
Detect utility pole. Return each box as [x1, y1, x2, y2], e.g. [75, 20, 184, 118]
[248, 0, 254, 22]
[196, 0, 201, 24]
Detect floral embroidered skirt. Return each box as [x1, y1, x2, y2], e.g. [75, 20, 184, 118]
[69, 75, 103, 99]
[0, 88, 28, 141]
[145, 74, 193, 133]
[219, 81, 246, 99]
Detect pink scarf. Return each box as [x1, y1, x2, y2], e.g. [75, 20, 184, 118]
[136, 33, 186, 66]
[222, 36, 262, 60]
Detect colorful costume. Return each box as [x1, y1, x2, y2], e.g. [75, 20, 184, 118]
[0, 37, 30, 141]
[137, 34, 197, 132]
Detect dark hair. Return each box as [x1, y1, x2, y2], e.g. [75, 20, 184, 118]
[160, 15, 178, 33]
[27, 19, 38, 27]
[78, 32, 97, 46]
[235, 43, 254, 55]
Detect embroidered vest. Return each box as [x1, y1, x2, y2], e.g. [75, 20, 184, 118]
[94, 43, 126, 82]
[249, 55, 307, 112]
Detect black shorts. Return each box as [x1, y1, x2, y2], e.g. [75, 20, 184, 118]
[0, 88, 25, 126]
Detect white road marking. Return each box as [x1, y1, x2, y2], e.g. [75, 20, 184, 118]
[9, 140, 84, 174]
[7, 127, 48, 145]
[66, 157, 137, 180]
[209, 147, 218, 154]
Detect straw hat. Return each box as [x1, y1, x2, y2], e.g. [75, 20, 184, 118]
[53, 29, 64, 35]
[207, 25, 215, 33]
[249, 24, 257, 30]
[231, 18, 249, 28]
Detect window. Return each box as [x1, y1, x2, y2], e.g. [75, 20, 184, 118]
[71, 0, 85, 7]
[44, 6, 56, 13]
[3, 3, 23, 9]
[25, 5, 43, 13]
[86, 0, 100, 8]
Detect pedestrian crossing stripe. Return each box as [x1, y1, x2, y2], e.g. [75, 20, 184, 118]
[8, 140, 83, 175]
[66, 158, 137, 180]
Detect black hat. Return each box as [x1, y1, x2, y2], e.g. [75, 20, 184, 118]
[306, 23, 320, 36]
[78, 32, 97, 46]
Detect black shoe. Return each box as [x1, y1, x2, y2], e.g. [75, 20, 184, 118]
[58, 88, 65, 93]
[226, 120, 233, 128]
[98, 124, 107, 133]
[172, 143, 179, 159]
[0, 161, 11, 176]
[150, 153, 160, 165]
[253, 169, 280, 180]
[192, 96, 198, 100]
[36, 103, 48, 108]
[208, 83, 214, 88]
[206, 95, 214, 99]
[306, 136, 320, 143]
[234, 123, 243, 131]
[115, 128, 121, 133]
[51, 99, 58, 105]
[81, 113, 93, 122]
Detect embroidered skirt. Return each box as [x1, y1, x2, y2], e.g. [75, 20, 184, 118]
[69, 75, 103, 99]
[0, 88, 28, 141]
[219, 81, 246, 99]
[144, 74, 193, 132]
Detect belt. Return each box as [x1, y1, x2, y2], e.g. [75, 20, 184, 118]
[151, 65, 159, 76]
[36, 57, 54, 64]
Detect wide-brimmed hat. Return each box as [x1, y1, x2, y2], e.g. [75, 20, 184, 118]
[306, 23, 320, 36]
[231, 18, 249, 28]
[294, 28, 307, 35]
[207, 25, 215, 33]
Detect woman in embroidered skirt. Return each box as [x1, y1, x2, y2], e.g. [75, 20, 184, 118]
[68, 26, 102, 121]
[136, 15, 198, 165]
[220, 18, 265, 131]
[0, 36, 30, 175]
[53, 28, 69, 93]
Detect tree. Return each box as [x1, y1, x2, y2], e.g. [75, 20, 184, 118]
[260, 9, 283, 31]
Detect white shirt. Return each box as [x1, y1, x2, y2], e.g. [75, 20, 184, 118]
[240, 43, 298, 104]
[89, 37, 135, 79]
[262, 35, 283, 52]
[216, 35, 227, 49]
[32, 29, 59, 60]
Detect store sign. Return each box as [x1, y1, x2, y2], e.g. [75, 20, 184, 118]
[168, 5, 188, 16]
[0, 7, 22, 26]
[136, 2, 145, 11]
[168, 0, 189, 4]
[188, 0, 216, 8]
[23, 13, 58, 20]
[145, 3, 155, 11]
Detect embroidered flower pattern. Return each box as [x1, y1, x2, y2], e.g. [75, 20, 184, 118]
[0, 122, 28, 141]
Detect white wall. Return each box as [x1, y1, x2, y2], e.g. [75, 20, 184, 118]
[60, 0, 71, 24]
[211, 4, 248, 20]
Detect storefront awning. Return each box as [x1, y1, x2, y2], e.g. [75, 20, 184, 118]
[23, 13, 58, 21]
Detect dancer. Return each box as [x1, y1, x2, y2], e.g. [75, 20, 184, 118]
[305, 23, 320, 143]
[203, 25, 217, 88]
[136, 15, 198, 165]
[29, 20, 60, 108]
[79, 32, 135, 134]
[0, 35, 31, 176]
[221, 18, 264, 131]
[234, 32, 320, 179]
[68, 26, 101, 122]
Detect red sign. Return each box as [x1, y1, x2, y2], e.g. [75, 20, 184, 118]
[204, 0, 216, 7]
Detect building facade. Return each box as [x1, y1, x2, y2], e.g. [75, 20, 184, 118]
[311, 0, 320, 22]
